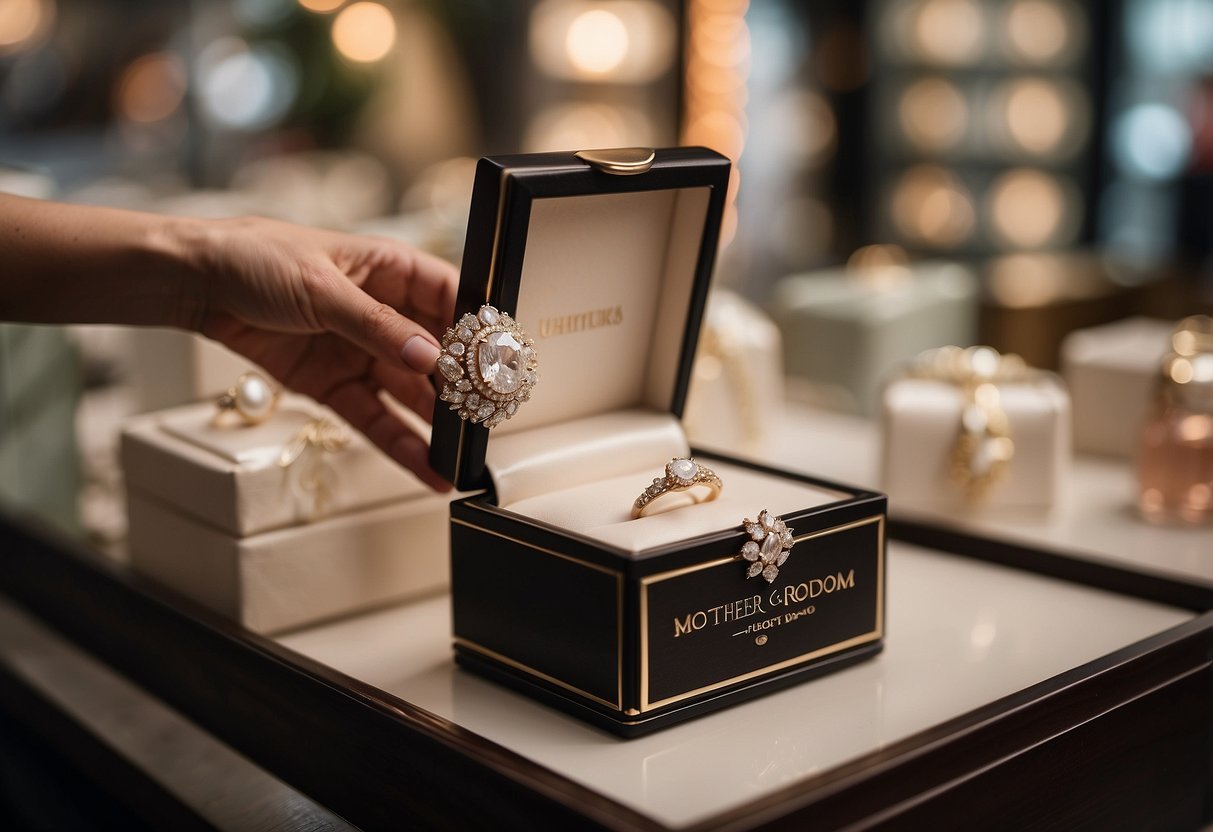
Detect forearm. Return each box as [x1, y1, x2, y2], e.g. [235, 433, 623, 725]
[0, 194, 206, 328]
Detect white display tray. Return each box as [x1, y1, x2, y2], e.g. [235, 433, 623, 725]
[278, 541, 1189, 828]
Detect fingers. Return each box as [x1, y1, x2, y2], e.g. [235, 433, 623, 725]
[323, 376, 451, 492]
[350, 240, 459, 340]
[372, 360, 437, 424]
[312, 272, 443, 375]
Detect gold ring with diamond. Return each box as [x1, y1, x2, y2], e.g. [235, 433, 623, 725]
[437, 304, 538, 429]
[213, 371, 279, 426]
[631, 457, 723, 519]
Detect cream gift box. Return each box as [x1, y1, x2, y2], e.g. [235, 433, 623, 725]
[122, 396, 449, 633]
[1061, 317, 1175, 458]
[880, 349, 1072, 514]
[770, 255, 977, 414]
[683, 290, 785, 456]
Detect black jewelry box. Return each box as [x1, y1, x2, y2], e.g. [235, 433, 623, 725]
[431, 147, 887, 736]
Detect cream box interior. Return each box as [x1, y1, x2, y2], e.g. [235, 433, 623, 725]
[881, 375, 1072, 513]
[439, 179, 845, 547]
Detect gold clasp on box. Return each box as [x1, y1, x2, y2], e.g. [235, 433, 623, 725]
[575, 147, 655, 175]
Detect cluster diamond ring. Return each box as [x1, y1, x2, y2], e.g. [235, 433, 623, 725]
[631, 457, 723, 519]
[436, 304, 538, 429]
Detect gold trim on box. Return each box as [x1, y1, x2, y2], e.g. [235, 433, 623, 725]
[638, 514, 885, 713]
[454, 638, 622, 711]
[451, 517, 624, 710]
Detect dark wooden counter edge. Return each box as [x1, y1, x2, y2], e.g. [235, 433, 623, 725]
[1, 508, 1211, 831]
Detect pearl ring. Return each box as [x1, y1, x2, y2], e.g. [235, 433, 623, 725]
[214, 371, 280, 426]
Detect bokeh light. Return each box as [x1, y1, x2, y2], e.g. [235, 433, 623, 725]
[0, 0, 51, 53]
[899, 77, 968, 152]
[115, 52, 187, 124]
[986, 252, 1066, 307]
[1112, 102, 1192, 180]
[198, 39, 299, 131]
[566, 9, 629, 75]
[913, 0, 986, 66]
[994, 77, 1087, 158]
[332, 2, 397, 64]
[298, 0, 344, 12]
[891, 165, 975, 247]
[524, 102, 655, 152]
[1003, 0, 1080, 65]
[531, 0, 675, 83]
[987, 168, 1073, 248]
[1127, 0, 1213, 75]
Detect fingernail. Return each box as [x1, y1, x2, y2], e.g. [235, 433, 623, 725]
[402, 335, 441, 373]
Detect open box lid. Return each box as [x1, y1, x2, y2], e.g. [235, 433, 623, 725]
[429, 147, 731, 493]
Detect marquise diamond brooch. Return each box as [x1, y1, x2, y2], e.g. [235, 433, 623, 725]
[738, 510, 794, 583]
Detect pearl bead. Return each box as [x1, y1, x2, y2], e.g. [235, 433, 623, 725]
[235, 372, 276, 423]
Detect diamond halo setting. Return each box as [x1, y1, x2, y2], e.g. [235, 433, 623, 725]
[738, 509, 794, 583]
[437, 304, 538, 428]
[631, 457, 724, 518]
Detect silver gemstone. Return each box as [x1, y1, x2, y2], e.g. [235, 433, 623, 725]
[437, 355, 463, 381]
[477, 331, 524, 394]
[456, 326, 473, 342]
[476, 403, 495, 421]
[776, 549, 791, 567]
[741, 541, 760, 561]
[478, 306, 499, 325]
[458, 313, 480, 331]
[746, 523, 765, 541]
[782, 530, 794, 546]
[466, 393, 480, 409]
[455, 379, 473, 392]
[440, 388, 465, 404]
[484, 410, 507, 428]
[505, 401, 517, 415]
[762, 564, 779, 583]
[760, 510, 777, 531]
[448, 342, 465, 357]
[746, 562, 764, 579]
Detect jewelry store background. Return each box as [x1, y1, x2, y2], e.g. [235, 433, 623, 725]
[1, 0, 1213, 823]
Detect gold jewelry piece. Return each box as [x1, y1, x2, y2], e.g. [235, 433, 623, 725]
[631, 457, 723, 518]
[738, 509, 795, 583]
[906, 345, 1036, 500]
[214, 371, 279, 426]
[437, 304, 538, 429]
[277, 418, 352, 520]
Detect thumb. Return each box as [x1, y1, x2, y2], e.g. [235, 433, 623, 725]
[314, 271, 442, 374]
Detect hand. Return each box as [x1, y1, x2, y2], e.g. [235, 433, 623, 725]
[186, 216, 456, 491]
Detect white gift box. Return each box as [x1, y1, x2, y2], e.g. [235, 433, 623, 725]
[683, 290, 784, 455]
[770, 261, 978, 414]
[1061, 317, 1173, 458]
[121, 396, 428, 536]
[122, 396, 450, 633]
[126, 492, 448, 634]
[880, 375, 1072, 513]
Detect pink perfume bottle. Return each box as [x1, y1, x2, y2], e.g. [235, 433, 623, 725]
[1137, 315, 1213, 525]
